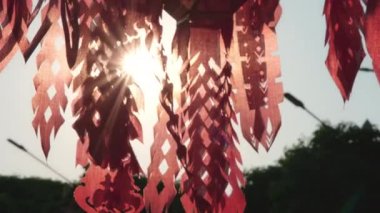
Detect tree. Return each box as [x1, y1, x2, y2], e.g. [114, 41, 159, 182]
[0, 176, 81, 213]
[244, 121, 380, 213]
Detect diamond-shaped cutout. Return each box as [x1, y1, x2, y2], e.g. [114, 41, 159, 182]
[156, 180, 165, 194]
[255, 36, 260, 42]
[47, 87, 56, 100]
[225, 183, 233, 197]
[207, 78, 215, 91]
[92, 111, 101, 127]
[198, 64, 206, 75]
[161, 140, 170, 155]
[201, 170, 209, 183]
[204, 117, 213, 129]
[199, 128, 211, 148]
[266, 118, 273, 135]
[44, 107, 52, 121]
[90, 64, 101, 77]
[202, 151, 211, 165]
[208, 58, 222, 75]
[159, 159, 169, 175]
[198, 85, 206, 98]
[92, 87, 102, 102]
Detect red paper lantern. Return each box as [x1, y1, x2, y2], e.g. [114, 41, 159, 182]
[1, 0, 379, 212]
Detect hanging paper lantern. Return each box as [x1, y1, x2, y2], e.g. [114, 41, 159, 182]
[1, 0, 379, 212]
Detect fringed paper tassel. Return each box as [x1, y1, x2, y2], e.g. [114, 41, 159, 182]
[180, 27, 245, 213]
[215, 63, 246, 213]
[232, 0, 283, 150]
[32, 16, 72, 157]
[364, 0, 380, 83]
[324, 0, 365, 100]
[144, 7, 183, 213]
[144, 84, 181, 212]
[0, 0, 58, 70]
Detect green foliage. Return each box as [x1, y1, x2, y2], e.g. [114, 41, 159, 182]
[244, 121, 380, 213]
[0, 176, 81, 213]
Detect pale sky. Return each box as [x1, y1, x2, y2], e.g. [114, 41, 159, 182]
[0, 0, 379, 182]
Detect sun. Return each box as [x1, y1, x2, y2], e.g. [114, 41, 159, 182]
[120, 22, 164, 99]
[121, 48, 162, 93]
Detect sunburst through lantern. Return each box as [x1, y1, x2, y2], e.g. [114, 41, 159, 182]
[1, 0, 380, 212]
